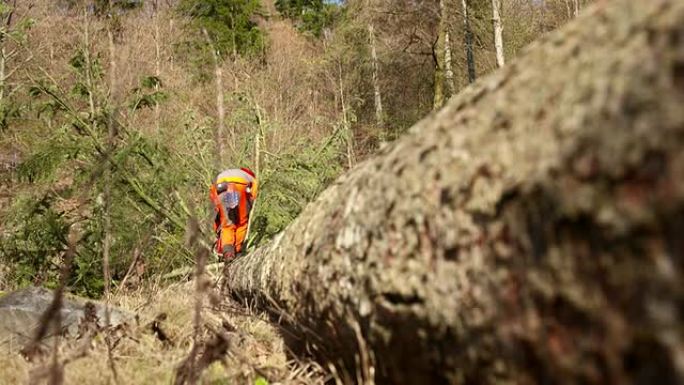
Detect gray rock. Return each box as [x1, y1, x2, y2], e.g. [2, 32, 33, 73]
[0, 286, 134, 349]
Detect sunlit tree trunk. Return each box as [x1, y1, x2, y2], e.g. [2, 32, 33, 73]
[444, 30, 456, 97]
[0, 0, 16, 107]
[338, 61, 355, 169]
[153, 0, 161, 133]
[246, 99, 263, 246]
[462, 0, 476, 83]
[105, 1, 119, 379]
[104, 1, 115, 335]
[433, 11, 446, 109]
[491, 0, 505, 68]
[368, 23, 384, 128]
[202, 29, 226, 169]
[0, 48, 5, 108]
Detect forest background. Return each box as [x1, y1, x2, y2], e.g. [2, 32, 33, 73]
[0, 0, 590, 297]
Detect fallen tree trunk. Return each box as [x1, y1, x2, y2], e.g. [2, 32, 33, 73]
[225, 1, 684, 383]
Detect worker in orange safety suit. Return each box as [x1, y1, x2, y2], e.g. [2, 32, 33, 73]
[209, 167, 258, 260]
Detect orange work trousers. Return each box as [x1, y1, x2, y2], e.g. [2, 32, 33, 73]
[210, 182, 251, 258]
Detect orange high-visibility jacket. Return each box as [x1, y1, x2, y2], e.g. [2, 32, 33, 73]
[210, 168, 258, 257]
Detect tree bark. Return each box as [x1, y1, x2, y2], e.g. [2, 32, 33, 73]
[462, 0, 477, 83]
[225, 0, 684, 384]
[491, 0, 505, 68]
[368, 23, 384, 128]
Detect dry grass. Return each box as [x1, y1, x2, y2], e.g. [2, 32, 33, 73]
[0, 281, 328, 385]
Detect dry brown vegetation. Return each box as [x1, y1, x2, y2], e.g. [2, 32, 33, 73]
[0, 281, 329, 385]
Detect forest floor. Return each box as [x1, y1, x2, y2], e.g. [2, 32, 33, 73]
[0, 280, 328, 385]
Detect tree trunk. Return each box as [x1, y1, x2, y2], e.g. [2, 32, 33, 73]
[439, 0, 455, 97]
[0, 48, 5, 105]
[444, 30, 456, 97]
[202, 29, 226, 169]
[433, 20, 446, 109]
[0, 0, 15, 105]
[368, 23, 384, 129]
[462, 0, 476, 83]
[153, 0, 161, 133]
[491, 0, 505, 68]
[225, 1, 684, 384]
[574, 0, 580, 17]
[338, 61, 355, 169]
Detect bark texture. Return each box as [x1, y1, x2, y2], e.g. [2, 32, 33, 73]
[226, 1, 684, 383]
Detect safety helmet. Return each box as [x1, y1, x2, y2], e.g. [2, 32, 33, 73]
[241, 167, 256, 178]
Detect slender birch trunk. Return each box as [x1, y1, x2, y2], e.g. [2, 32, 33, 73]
[83, 10, 97, 127]
[444, 31, 456, 97]
[245, 101, 263, 247]
[462, 0, 476, 83]
[202, 29, 226, 168]
[368, 23, 384, 128]
[230, 14, 238, 61]
[0, 48, 5, 106]
[169, 19, 175, 68]
[574, 0, 580, 17]
[338, 61, 355, 169]
[104, 21, 114, 339]
[104, 2, 119, 380]
[441, 0, 455, 96]
[491, 0, 505, 68]
[0, 0, 15, 106]
[433, 0, 447, 109]
[153, 0, 161, 133]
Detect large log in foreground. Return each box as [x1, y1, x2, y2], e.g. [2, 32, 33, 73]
[226, 1, 684, 383]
